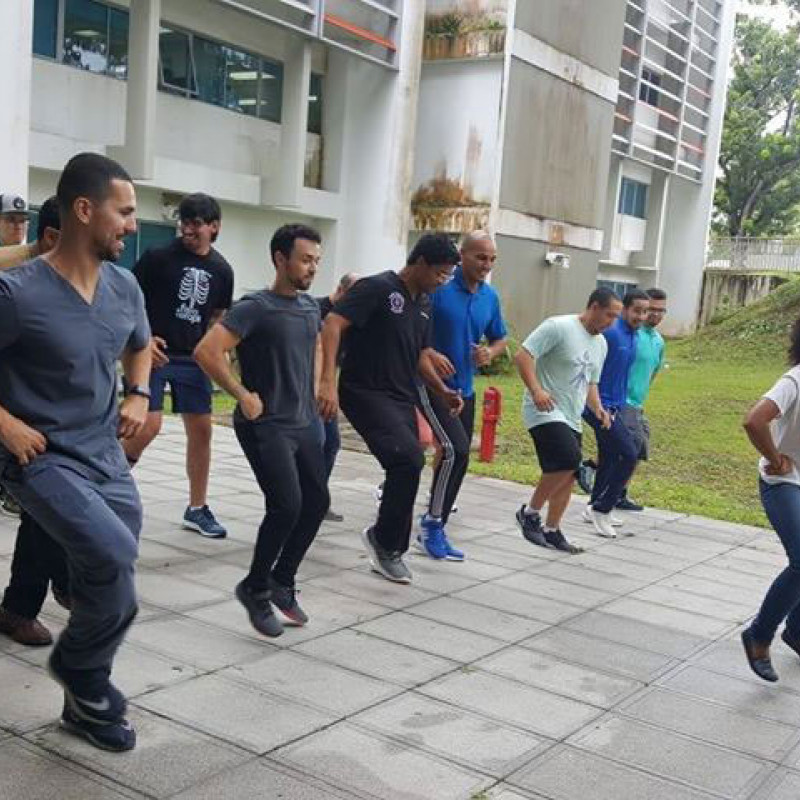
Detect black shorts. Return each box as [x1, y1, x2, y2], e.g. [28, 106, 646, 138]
[529, 421, 582, 474]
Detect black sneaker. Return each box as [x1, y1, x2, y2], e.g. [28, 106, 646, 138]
[269, 578, 309, 626]
[61, 703, 136, 752]
[515, 506, 547, 547]
[361, 527, 412, 584]
[0, 486, 21, 517]
[324, 508, 344, 522]
[543, 528, 584, 554]
[48, 650, 127, 725]
[235, 581, 284, 638]
[616, 492, 644, 512]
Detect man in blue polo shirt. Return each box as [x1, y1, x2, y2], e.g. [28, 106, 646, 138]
[582, 289, 649, 538]
[417, 231, 508, 561]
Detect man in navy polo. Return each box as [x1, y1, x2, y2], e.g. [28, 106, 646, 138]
[417, 231, 508, 561]
[582, 289, 649, 538]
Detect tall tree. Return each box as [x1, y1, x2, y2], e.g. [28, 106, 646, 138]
[715, 16, 800, 236]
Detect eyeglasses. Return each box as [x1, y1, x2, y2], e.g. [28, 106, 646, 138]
[1, 215, 28, 226]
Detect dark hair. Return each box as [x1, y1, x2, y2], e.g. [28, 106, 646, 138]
[790, 317, 800, 366]
[623, 288, 650, 308]
[407, 233, 460, 267]
[56, 152, 132, 215]
[587, 287, 621, 309]
[179, 193, 221, 225]
[645, 287, 667, 301]
[36, 196, 60, 241]
[270, 223, 322, 265]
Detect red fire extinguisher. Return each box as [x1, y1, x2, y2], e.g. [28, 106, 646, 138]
[479, 387, 502, 462]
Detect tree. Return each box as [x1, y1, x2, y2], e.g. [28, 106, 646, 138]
[715, 16, 800, 236]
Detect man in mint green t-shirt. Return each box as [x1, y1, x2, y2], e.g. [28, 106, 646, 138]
[618, 288, 667, 510]
[514, 288, 620, 553]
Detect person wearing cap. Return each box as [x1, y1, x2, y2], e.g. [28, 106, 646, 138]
[0, 196, 70, 646]
[0, 194, 30, 247]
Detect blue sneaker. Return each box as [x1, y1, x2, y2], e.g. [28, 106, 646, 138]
[441, 532, 465, 562]
[183, 505, 227, 538]
[415, 515, 448, 560]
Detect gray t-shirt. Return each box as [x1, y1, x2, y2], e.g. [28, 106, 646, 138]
[222, 290, 320, 429]
[521, 314, 607, 432]
[0, 258, 151, 478]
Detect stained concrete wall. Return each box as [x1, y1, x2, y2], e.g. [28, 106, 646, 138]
[698, 271, 790, 328]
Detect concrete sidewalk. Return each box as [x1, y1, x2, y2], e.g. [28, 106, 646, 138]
[0, 418, 798, 799]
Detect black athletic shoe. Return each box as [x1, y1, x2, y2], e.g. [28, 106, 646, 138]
[61, 703, 136, 752]
[543, 528, 584, 554]
[741, 628, 778, 683]
[235, 581, 284, 638]
[47, 650, 127, 725]
[515, 506, 547, 547]
[616, 493, 644, 512]
[269, 578, 309, 626]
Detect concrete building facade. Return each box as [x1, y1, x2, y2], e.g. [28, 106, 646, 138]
[1, 0, 422, 294]
[411, 0, 736, 336]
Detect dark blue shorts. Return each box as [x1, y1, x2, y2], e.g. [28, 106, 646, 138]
[149, 358, 212, 414]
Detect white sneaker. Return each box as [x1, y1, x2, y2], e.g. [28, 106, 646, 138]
[589, 509, 617, 539]
[582, 504, 623, 527]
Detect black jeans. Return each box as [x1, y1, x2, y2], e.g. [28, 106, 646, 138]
[418, 388, 473, 524]
[322, 416, 341, 479]
[234, 420, 329, 590]
[2, 511, 70, 619]
[340, 385, 424, 554]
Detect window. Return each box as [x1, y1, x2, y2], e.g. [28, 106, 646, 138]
[308, 73, 323, 135]
[158, 27, 284, 121]
[618, 177, 648, 219]
[115, 221, 177, 270]
[598, 279, 638, 298]
[62, 0, 129, 79]
[33, 0, 58, 58]
[639, 67, 661, 107]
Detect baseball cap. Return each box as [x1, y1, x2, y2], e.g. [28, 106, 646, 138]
[0, 195, 30, 218]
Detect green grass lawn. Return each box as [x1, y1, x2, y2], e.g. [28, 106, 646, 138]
[209, 278, 800, 527]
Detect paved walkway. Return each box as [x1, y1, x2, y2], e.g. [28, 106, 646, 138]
[0, 419, 798, 799]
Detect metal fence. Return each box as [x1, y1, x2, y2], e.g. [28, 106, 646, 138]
[707, 238, 800, 273]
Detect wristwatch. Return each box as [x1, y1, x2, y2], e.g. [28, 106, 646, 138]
[127, 384, 151, 400]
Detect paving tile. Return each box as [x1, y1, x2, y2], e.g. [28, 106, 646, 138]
[30, 707, 249, 798]
[135, 539, 199, 569]
[420, 669, 602, 739]
[569, 715, 769, 796]
[630, 584, 753, 622]
[0, 739, 135, 799]
[134, 571, 229, 610]
[682, 563, 769, 592]
[126, 615, 270, 670]
[658, 665, 800, 726]
[0, 656, 64, 733]
[354, 611, 506, 663]
[563, 610, 707, 658]
[599, 597, 734, 638]
[476, 647, 642, 708]
[750, 769, 800, 800]
[407, 596, 550, 644]
[221, 650, 400, 715]
[453, 583, 585, 626]
[352, 692, 546, 779]
[690, 638, 800, 690]
[293, 629, 457, 686]
[274, 723, 491, 799]
[309, 569, 437, 609]
[160, 557, 247, 591]
[619, 687, 800, 761]
[492, 572, 616, 609]
[509, 744, 715, 800]
[137, 673, 334, 754]
[521, 627, 676, 681]
[170, 759, 353, 799]
[525, 561, 646, 594]
[656, 573, 764, 605]
[567, 552, 674, 582]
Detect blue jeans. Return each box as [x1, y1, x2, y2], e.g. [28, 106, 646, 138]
[322, 416, 341, 479]
[750, 480, 800, 643]
[583, 407, 639, 514]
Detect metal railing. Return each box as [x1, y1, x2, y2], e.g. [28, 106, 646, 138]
[707, 237, 800, 273]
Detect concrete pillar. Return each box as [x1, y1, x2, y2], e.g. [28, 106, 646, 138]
[109, 0, 160, 179]
[0, 0, 33, 197]
[262, 39, 311, 208]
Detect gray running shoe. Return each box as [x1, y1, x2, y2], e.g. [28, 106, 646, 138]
[361, 527, 412, 584]
[515, 506, 547, 547]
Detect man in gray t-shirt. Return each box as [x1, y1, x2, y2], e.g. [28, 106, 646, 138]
[0, 154, 152, 752]
[195, 223, 328, 639]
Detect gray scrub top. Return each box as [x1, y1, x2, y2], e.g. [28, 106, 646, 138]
[0, 258, 151, 479]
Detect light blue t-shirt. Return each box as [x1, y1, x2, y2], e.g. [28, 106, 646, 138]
[626, 326, 665, 409]
[521, 315, 607, 432]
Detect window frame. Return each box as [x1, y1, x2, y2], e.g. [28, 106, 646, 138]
[618, 177, 648, 220]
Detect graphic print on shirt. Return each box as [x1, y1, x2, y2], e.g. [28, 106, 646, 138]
[569, 349, 595, 392]
[176, 267, 211, 324]
[389, 291, 405, 315]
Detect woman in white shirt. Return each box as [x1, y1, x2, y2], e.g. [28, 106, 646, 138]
[742, 322, 800, 682]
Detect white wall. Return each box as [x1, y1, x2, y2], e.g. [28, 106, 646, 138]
[413, 58, 503, 206]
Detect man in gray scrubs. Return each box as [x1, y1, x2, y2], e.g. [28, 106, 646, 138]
[0, 153, 152, 752]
